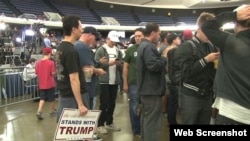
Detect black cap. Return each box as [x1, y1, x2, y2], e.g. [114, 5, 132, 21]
[166, 32, 178, 45]
[83, 26, 101, 41]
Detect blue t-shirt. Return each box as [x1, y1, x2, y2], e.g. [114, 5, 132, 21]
[74, 41, 97, 98]
[43, 37, 51, 47]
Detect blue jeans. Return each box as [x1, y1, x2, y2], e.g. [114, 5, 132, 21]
[128, 85, 141, 135]
[89, 96, 97, 110]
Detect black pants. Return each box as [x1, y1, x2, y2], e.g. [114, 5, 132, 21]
[98, 84, 118, 126]
[167, 83, 178, 125]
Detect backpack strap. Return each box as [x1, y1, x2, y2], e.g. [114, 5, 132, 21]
[186, 40, 197, 56]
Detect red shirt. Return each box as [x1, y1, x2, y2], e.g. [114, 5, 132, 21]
[35, 59, 55, 90]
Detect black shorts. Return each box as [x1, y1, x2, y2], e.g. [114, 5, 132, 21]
[39, 88, 55, 102]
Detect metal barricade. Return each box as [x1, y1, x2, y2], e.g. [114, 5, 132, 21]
[0, 65, 39, 107]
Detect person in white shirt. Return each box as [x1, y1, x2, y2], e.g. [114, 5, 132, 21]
[95, 30, 123, 134]
[23, 58, 36, 82]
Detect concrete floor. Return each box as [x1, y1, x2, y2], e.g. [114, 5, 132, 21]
[0, 93, 169, 141]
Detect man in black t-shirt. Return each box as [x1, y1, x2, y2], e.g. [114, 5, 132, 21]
[55, 15, 88, 122]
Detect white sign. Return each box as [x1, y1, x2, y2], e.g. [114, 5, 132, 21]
[54, 108, 101, 141]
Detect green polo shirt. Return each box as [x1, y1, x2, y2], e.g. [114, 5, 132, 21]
[123, 44, 139, 85]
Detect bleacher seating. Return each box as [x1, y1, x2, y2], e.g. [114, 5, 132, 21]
[0, 0, 238, 28]
[101, 17, 120, 25]
[10, 0, 57, 17]
[95, 9, 138, 26]
[0, 1, 13, 17]
[177, 16, 197, 25]
[50, 1, 101, 25]
[137, 14, 174, 26]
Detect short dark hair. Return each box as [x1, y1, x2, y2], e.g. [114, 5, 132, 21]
[160, 31, 169, 42]
[129, 36, 136, 44]
[29, 58, 36, 64]
[134, 27, 145, 35]
[196, 12, 215, 28]
[144, 23, 159, 37]
[166, 32, 178, 45]
[62, 15, 81, 36]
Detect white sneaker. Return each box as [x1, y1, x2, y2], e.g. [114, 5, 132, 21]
[92, 133, 103, 141]
[105, 124, 121, 131]
[97, 126, 108, 134]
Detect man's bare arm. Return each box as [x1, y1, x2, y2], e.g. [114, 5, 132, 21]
[69, 72, 88, 116]
[123, 62, 129, 93]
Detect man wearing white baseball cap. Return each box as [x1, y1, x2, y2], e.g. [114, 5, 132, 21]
[107, 30, 120, 42]
[201, 5, 250, 124]
[94, 30, 123, 134]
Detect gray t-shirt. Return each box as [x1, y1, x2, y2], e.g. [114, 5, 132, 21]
[158, 43, 171, 83]
[158, 43, 167, 55]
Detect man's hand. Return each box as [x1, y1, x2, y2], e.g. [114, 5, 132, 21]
[114, 59, 121, 65]
[83, 66, 94, 77]
[109, 60, 116, 66]
[95, 68, 106, 76]
[100, 57, 108, 64]
[162, 46, 176, 58]
[204, 52, 220, 63]
[109, 59, 121, 66]
[78, 105, 88, 116]
[123, 83, 128, 93]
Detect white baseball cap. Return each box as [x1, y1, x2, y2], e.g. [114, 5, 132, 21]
[233, 4, 248, 12]
[108, 30, 120, 42]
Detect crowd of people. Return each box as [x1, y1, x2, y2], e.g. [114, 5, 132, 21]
[18, 4, 250, 141]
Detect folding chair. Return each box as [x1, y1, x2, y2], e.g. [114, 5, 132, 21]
[4, 50, 13, 65]
[12, 47, 24, 66]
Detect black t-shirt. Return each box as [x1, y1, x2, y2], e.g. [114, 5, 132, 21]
[55, 41, 87, 97]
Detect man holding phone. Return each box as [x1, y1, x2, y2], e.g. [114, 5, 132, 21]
[94, 30, 123, 134]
